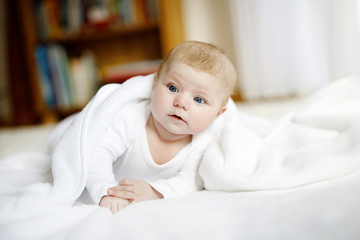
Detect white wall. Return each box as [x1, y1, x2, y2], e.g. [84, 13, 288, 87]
[181, 0, 236, 66]
[330, 0, 360, 80]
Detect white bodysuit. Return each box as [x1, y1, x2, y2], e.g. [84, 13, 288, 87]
[86, 119, 203, 204]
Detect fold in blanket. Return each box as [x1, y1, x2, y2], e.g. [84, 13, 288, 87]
[200, 74, 360, 191]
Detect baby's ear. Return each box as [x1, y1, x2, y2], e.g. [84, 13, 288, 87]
[216, 106, 227, 118]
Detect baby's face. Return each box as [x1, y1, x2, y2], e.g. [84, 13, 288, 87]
[151, 62, 227, 136]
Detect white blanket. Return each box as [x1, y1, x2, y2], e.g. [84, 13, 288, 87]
[201, 74, 360, 191]
[0, 74, 359, 240]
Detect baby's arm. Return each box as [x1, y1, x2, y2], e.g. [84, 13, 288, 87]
[99, 196, 130, 214]
[109, 151, 204, 201]
[108, 178, 164, 203]
[86, 148, 118, 205]
[86, 125, 127, 205]
[107, 149, 204, 203]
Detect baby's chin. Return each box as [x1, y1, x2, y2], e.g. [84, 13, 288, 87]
[165, 127, 190, 136]
[162, 125, 194, 137]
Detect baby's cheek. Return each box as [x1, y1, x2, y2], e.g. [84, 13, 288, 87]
[190, 116, 215, 134]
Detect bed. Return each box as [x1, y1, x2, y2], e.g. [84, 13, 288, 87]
[0, 75, 359, 240]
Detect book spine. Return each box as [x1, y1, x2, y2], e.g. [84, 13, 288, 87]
[69, 52, 98, 107]
[35, 44, 99, 110]
[57, 45, 73, 107]
[34, 0, 159, 37]
[34, 45, 57, 107]
[148, 0, 159, 21]
[47, 45, 70, 109]
[117, 0, 126, 24]
[123, 0, 132, 24]
[66, 0, 83, 34]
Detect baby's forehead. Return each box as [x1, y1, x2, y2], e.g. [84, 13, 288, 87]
[166, 62, 216, 79]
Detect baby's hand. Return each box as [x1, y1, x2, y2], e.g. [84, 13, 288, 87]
[99, 195, 130, 214]
[108, 178, 164, 203]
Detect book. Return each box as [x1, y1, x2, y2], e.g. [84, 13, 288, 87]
[103, 59, 161, 83]
[34, 0, 159, 37]
[69, 51, 98, 107]
[34, 45, 57, 107]
[66, 0, 83, 34]
[56, 45, 73, 106]
[35, 44, 99, 110]
[47, 45, 71, 109]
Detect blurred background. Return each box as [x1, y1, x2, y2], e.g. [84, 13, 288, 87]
[0, 0, 360, 127]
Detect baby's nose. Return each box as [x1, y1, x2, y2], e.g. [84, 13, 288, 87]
[174, 94, 189, 110]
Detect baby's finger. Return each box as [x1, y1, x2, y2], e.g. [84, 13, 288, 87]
[108, 189, 135, 200]
[111, 203, 117, 214]
[114, 202, 120, 214]
[108, 185, 133, 194]
[119, 178, 134, 186]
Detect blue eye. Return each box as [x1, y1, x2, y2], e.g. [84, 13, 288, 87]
[194, 97, 205, 104]
[169, 85, 178, 92]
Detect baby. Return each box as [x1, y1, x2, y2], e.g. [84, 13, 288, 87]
[86, 41, 237, 213]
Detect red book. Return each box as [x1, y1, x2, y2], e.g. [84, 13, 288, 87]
[103, 59, 161, 83]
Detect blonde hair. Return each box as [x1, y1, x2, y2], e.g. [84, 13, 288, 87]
[156, 41, 237, 103]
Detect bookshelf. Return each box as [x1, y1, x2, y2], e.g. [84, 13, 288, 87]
[6, 0, 184, 126]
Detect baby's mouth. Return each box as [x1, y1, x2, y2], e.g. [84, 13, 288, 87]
[169, 114, 186, 122]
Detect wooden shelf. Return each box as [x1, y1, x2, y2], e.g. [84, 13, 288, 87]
[6, 0, 184, 126]
[39, 21, 159, 44]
